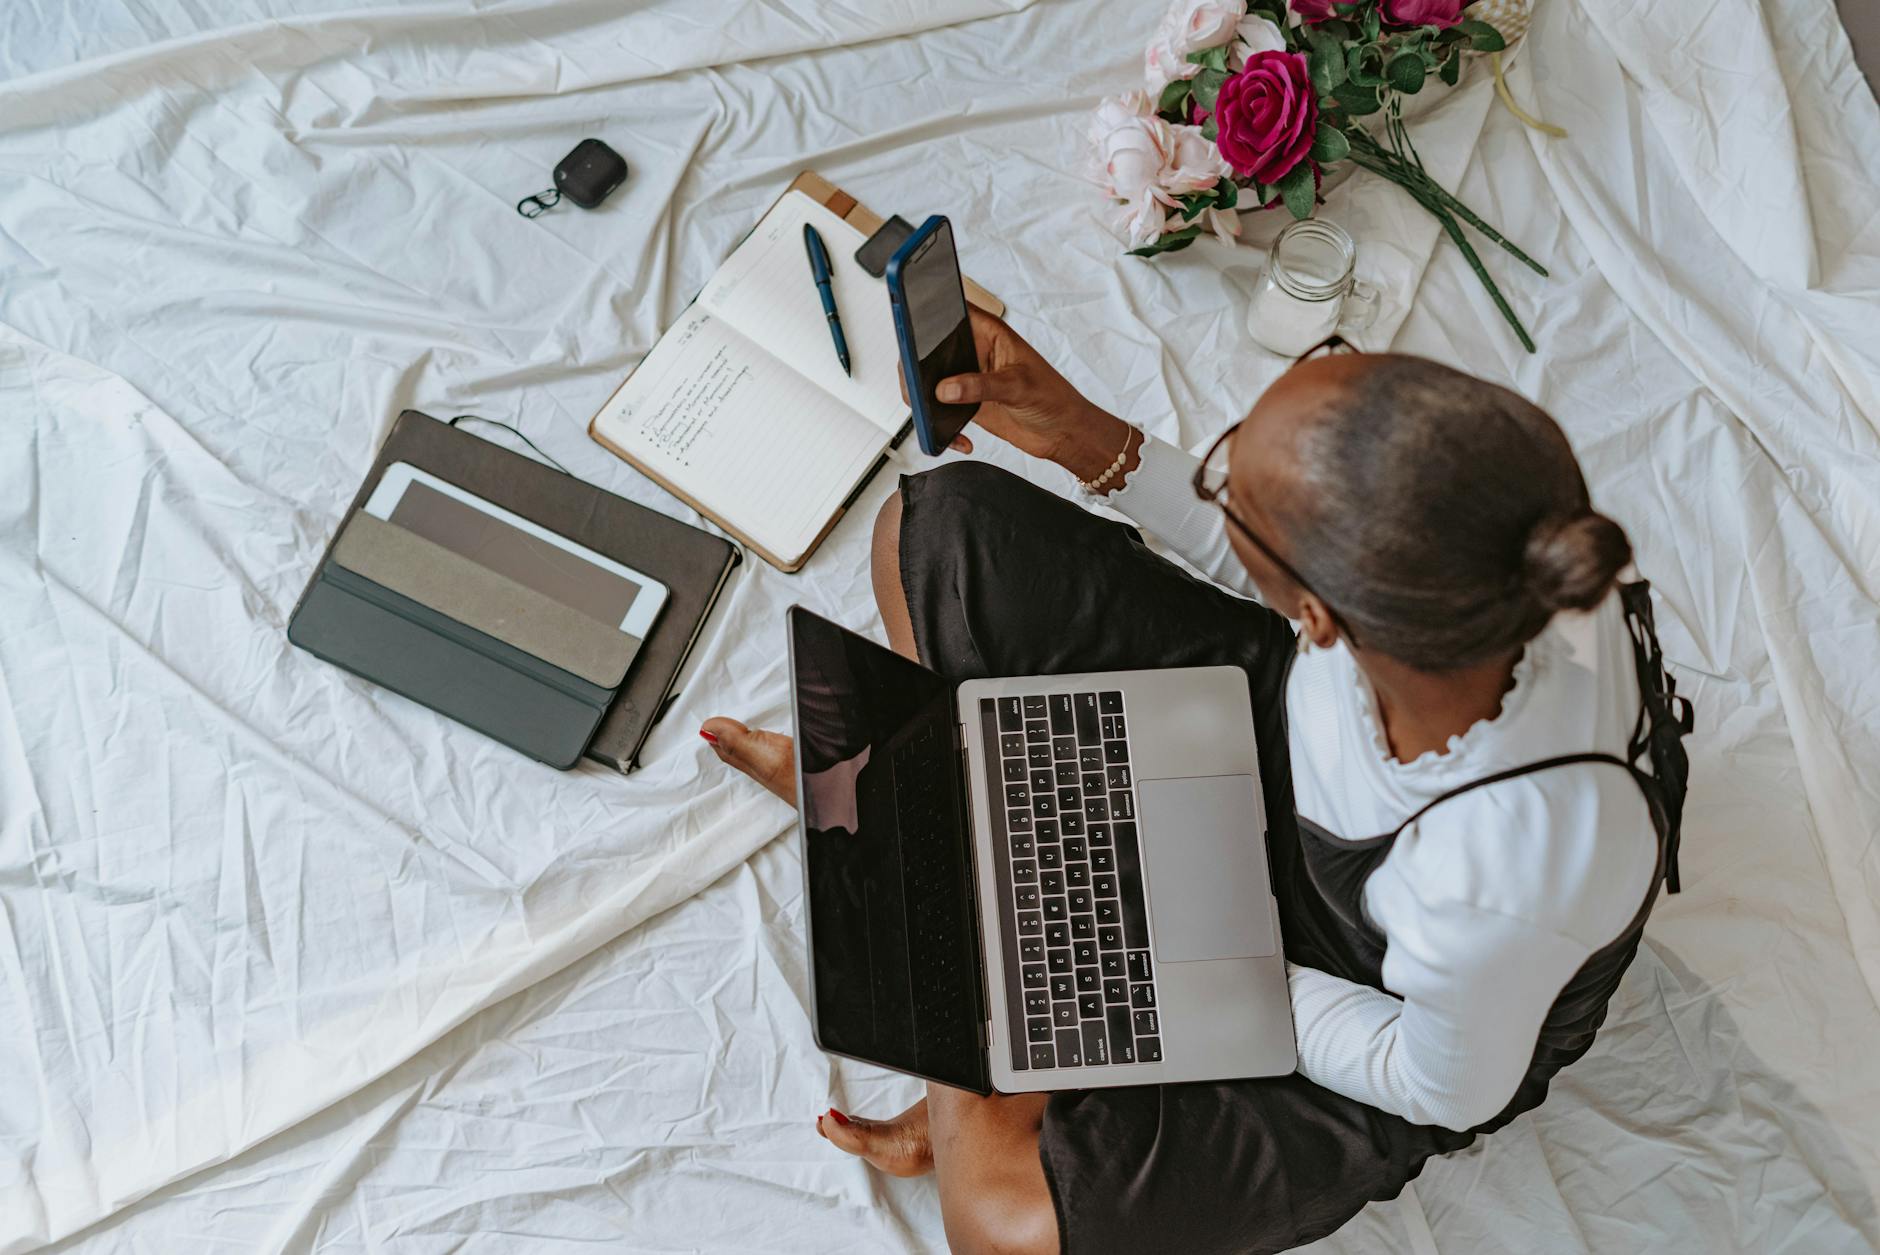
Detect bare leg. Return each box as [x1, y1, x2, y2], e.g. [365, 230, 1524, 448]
[708, 489, 1060, 1252]
[926, 1086, 1058, 1254]
[700, 492, 911, 797]
[869, 489, 1059, 1253]
[871, 490, 918, 660]
[817, 1087, 1057, 1253]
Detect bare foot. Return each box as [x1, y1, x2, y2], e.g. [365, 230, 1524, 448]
[700, 718, 796, 804]
[816, 1098, 934, 1178]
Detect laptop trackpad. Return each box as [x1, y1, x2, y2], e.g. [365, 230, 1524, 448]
[1137, 775, 1276, 962]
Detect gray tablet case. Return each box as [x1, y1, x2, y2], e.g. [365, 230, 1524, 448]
[288, 411, 740, 770]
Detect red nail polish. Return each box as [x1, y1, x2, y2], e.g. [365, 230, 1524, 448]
[828, 1108, 850, 1126]
[816, 1115, 824, 1133]
[699, 729, 719, 744]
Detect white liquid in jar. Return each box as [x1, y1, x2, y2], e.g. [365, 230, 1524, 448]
[1245, 221, 1355, 356]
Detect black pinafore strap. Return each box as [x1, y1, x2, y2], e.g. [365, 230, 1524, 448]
[1346, 580, 1695, 893]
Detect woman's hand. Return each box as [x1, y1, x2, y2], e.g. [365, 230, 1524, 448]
[938, 309, 1139, 484]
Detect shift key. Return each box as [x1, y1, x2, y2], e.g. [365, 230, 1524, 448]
[1106, 1006, 1136, 1063]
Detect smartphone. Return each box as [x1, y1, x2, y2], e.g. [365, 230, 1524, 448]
[885, 216, 979, 456]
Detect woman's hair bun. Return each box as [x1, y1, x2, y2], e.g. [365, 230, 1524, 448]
[1524, 510, 1631, 612]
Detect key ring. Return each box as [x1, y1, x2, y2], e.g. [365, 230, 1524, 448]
[516, 188, 561, 219]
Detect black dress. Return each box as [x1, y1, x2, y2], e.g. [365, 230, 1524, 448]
[896, 462, 1690, 1255]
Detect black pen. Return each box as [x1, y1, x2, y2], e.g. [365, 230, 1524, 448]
[802, 223, 852, 376]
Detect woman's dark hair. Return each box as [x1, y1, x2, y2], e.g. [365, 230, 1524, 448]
[1277, 355, 1631, 671]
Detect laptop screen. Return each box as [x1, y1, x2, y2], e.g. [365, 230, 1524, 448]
[786, 608, 989, 1093]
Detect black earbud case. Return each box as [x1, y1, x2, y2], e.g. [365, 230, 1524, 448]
[553, 139, 629, 209]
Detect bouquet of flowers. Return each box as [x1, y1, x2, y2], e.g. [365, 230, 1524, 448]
[1092, 0, 1547, 350]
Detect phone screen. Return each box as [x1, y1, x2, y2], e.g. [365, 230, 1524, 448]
[891, 219, 979, 455]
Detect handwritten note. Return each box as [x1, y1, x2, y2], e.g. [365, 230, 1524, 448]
[594, 306, 884, 563]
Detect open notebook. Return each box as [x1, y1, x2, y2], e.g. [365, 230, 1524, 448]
[590, 181, 999, 571]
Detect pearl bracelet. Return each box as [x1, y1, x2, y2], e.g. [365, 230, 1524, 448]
[1079, 425, 1136, 495]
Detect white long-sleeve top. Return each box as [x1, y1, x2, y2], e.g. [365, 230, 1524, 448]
[1100, 435, 1659, 1131]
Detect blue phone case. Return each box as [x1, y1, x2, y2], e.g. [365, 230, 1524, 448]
[886, 216, 979, 457]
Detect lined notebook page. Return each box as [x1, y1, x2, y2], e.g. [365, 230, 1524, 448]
[702, 192, 908, 435]
[592, 307, 883, 564]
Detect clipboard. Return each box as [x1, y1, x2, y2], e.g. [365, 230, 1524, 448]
[588, 171, 1004, 573]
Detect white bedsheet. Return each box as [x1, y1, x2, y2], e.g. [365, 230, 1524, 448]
[2, 0, 1877, 1250]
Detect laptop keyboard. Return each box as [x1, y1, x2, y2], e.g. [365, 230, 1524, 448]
[979, 691, 1161, 1072]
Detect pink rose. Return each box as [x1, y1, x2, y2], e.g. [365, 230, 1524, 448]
[1381, 0, 1464, 27]
[1289, 0, 1339, 24]
[1213, 50, 1318, 186]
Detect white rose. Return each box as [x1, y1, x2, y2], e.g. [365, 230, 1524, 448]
[1159, 124, 1231, 195]
[1144, 20, 1203, 95]
[1097, 113, 1176, 203]
[1166, 0, 1248, 54]
[1228, 14, 1288, 69]
[1118, 193, 1171, 249]
[1089, 90, 1154, 146]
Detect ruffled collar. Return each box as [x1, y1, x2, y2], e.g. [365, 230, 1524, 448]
[1351, 626, 1569, 776]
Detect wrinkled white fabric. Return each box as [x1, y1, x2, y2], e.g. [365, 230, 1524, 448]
[1, 0, 1877, 1252]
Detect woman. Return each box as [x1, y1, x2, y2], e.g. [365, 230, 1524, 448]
[702, 311, 1690, 1254]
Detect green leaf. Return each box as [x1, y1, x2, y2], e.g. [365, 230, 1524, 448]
[1176, 190, 1215, 218]
[1185, 45, 1231, 72]
[1201, 115, 1220, 141]
[1309, 122, 1351, 163]
[1454, 19, 1506, 51]
[1193, 68, 1228, 111]
[1386, 51, 1426, 94]
[1435, 24, 1471, 44]
[1304, 25, 1343, 58]
[1215, 178, 1240, 210]
[1438, 49, 1461, 84]
[1250, 0, 1287, 22]
[1362, 6, 1380, 41]
[1333, 78, 1383, 115]
[1157, 78, 1194, 117]
[1307, 49, 1335, 96]
[1127, 224, 1205, 258]
[1277, 162, 1317, 220]
[1305, 29, 1348, 92]
[1347, 43, 1386, 86]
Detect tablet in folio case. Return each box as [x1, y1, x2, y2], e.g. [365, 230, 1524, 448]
[288, 411, 740, 770]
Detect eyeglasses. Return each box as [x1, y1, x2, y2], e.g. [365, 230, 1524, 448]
[1192, 334, 1358, 635]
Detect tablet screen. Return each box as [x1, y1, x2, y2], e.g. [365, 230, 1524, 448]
[363, 463, 667, 637]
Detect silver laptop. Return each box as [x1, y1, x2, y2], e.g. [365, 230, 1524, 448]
[787, 607, 1294, 1094]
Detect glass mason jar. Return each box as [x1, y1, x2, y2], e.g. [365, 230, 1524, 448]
[1245, 219, 1379, 356]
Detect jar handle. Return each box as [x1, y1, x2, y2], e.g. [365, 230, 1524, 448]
[1340, 278, 1380, 336]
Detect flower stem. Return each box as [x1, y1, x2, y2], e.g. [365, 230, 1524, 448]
[1347, 130, 1549, 277]
[1347, 146, 1538, 352]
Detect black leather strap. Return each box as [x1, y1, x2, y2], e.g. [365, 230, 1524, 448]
[1377, 751, 1643, 842]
